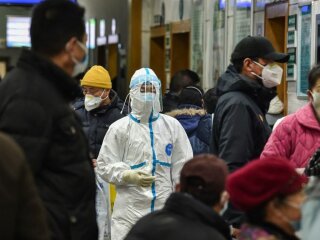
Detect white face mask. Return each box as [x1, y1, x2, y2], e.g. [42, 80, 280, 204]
[251, 61, 283, 88]
[84, 90, 106, 111]
[72, 41, 89, 77]
[136, 92, 156, 102]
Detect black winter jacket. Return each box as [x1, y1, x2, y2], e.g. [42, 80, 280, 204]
[125, 192, 231, 240]
[210, 65, 275, 173]
[74, 90, 126, 158]
[0, 50, 98, 240]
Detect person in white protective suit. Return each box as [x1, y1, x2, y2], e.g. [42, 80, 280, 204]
[97, 67, 193, 240]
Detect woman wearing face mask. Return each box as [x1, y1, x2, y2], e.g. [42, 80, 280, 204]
[227, 157, 306, 240]
[261, 65, 320, 174]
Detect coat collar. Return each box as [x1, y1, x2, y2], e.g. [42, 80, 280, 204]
[17, 49, 79, 102]
[296, 103, 320, 131]
[165, 192, 232, 240]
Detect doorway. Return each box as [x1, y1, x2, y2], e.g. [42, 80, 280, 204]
[150, 26, 166, 93]
[265, 1, 289, 114]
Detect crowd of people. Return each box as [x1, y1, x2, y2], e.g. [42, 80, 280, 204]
[0, 1, 320, 240]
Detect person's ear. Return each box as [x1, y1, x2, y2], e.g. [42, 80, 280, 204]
[65, 37, 78, 53]
[243, 58, 254, 72]
[307, 90, 313, 101]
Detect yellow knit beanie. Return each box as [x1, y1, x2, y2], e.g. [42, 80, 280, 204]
[81, 65, 112, 89]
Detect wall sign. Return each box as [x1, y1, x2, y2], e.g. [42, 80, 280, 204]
[287, 64, 296, 81]
[287, 47, 296, 64]
[288, 15, 297, 30]
[298, 4, 311, 97]
[287, 30, 296, 47]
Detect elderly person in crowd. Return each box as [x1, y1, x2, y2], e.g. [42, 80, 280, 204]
[227, 157, 306, 240]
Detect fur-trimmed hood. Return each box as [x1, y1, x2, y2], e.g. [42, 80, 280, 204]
[166, 108, 207, 118]
[166, 105, 209, 135]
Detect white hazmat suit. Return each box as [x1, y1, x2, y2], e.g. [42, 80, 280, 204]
[97, 68, 193, 240]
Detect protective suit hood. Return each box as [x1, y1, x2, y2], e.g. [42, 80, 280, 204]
[129, 68, 162, 122]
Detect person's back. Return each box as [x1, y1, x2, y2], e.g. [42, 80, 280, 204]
[0, 132, 50, 240]
[0, 1, 97, 239]
[125, 154, 231, 240]
[167, 86, 212, 155]
[203, 87, 218, 114]
[124, 193, 227, 240]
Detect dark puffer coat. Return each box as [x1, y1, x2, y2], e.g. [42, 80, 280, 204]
[210, 64, 275, 173]
[210, 64, 276, 229]
[0, 50, 98, 240]
[167, 105, 212, 155]
[125, 192, 231, 240]
[74, 90, 126, 158]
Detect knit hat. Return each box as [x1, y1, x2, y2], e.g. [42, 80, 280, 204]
[227, 158, 306, 212]
[81, 65, 112, 89]
[180, 154, 228, 198]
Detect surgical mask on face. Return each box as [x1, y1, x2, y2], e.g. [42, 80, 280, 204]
[72, 41, 89, 77]
[84, 90, 106, 111]
[251, 61, 283, 88]
[137, 92, 156, 102]
[311, 91, 320, 111]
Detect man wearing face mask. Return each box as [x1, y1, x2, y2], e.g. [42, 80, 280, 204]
[0, 1, 98, 239]
[97, 68, 193, 240]
[74, 65, 126, 164]
[210, 36, 289, 230]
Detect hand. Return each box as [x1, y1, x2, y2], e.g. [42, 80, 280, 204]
[122, 170, 155, 187]
[305, 148, 320, 176]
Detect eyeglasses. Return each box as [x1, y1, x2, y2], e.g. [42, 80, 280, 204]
[140, 83, 156, 93]
[82, 87, 104, 95]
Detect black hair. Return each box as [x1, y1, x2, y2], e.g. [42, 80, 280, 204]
[181, 176, 221, 207]
[231, 58, 245, 73]
[30, 0, 85, 56]
[308, 64, 320, 90]
[203, 87, 218, 114]
[169, 69, 200, 93]
[231, 57, 258, 73]
[182, 69, 200, 84]
[178, 85, 204, 107]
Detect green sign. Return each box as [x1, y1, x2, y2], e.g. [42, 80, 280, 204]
[287, 64, 295, 79]
[287, 48, 296, 64]
[287, 31, 296, 46]
[288, 15, 297, 30]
